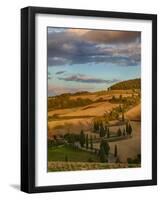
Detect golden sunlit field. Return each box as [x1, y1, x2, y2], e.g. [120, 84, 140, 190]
[48, 79, 141, 171]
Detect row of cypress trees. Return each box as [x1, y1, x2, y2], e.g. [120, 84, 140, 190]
[94, 120, 133, 138]
[79, 130, 93, 150]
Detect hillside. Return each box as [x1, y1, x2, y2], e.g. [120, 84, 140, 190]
[125, 104, 141, 121]
[109, 78, 141, 90]
[48, 79, 141, 167]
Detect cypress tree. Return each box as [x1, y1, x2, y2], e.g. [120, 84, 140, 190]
[93, 121, 96, 132]
[114, 145, 118, 157]
[93, 121, 97, 132]
[107, 127, 110, 138]
[122, 111, 125, 121]
[117, 128, 122, 137]
[126, 122, 129, 134]
[79, 130, 85, 147]
[94, 121, 99, 132]
[86, 134, 89, 149]
[96, 121, 99, 132]
[99, 146, 106, 162]
[123, 128, 126, 136]
[100, 140, 110, 155]
[105, 125, 107, 135]
[90, 135, 93, 150]
[128, 123, 132, 135]
[99, 124, 104, 137]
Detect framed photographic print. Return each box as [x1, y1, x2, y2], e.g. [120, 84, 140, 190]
[21, 6, 157, 193]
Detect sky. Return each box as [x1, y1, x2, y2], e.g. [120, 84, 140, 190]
[47, 27, 141, 96]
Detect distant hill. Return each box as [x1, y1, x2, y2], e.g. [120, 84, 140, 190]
[109, 78, 141, 90]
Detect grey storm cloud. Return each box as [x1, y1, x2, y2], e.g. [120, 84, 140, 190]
[58, 74, 119, 84]
[47, 28, 141, 67]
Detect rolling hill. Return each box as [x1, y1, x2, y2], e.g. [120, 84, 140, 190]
[125, 104, 141, 121]
[109, 78, 141, 90]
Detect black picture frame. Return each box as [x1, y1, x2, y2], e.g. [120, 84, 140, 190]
[21, 6, 157, 193]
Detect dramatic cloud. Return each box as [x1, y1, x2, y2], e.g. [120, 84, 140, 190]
[58, 74, 119, 84]
[47, 28, 141, 67]
[72, 29, 140, 44]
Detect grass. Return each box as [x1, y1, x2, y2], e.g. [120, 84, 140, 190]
[48, 145, 100, 162]
[48, 161, 141, 172]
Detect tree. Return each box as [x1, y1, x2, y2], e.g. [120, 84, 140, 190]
[93, 121, 97, 132]
[86, 134, 89, 149]
[99, 146, 106, 162]
[100, 140, 110, 155]
[93, 120, 100, 133]
[123, 128, 126, 136]
[99, 123, 105, 137]
[79, 130, 85, 147]
[99, 120, 103, 128]
[119, 94, 122, 101]
[122, 111, 125, 121]
[99, 140, 110, 162]
[105, 125, 107, 133]
[90, 135, 93, 150]
[105, 125, 110, 138]
[114, 145, 118, 157]
[126, 122, 129, 134]
[96, 121, 99, 132]
[128, 123, 132, 135]
[117, 128, 122, 137]
[64, 133, 79, 144]
[125, 122, 132, 135]
[107, 127, 110, 138]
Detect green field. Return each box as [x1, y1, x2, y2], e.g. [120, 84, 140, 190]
[48, 145, 99, 162]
